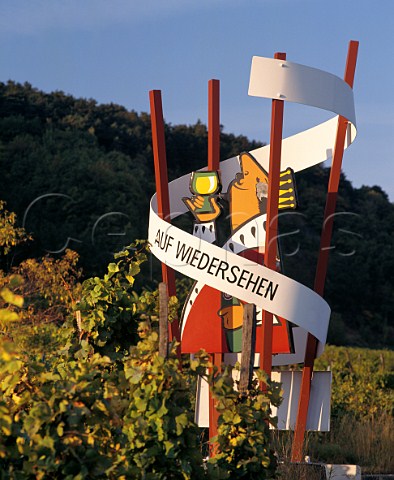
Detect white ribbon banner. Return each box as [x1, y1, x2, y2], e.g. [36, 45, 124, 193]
[148, 55, 357, 357]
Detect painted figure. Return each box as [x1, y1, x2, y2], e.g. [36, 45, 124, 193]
[181, 152, 297, 355]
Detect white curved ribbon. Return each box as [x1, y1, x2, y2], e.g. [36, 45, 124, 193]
[249, 56, 356, 126]
[148, 55, 357, 360]
[150, 192, 330, 346]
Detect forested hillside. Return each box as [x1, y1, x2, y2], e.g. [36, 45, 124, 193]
[0, 81, 393, 348]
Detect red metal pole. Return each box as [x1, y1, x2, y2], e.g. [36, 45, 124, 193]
[260, 52, 286, 383]
[149, 90, 180, 343]
[291, 40, 359, 462]
[207, 79, 222, 445]
[208, 79, 220, 171]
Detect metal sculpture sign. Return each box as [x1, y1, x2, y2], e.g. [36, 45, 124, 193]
[148, 41, 358, 461]
[148, 53, 356, 359]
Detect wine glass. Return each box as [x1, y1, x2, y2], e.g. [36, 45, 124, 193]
[190, 171, 220, 213]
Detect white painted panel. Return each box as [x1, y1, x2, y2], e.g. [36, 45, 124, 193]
[195, 370, 331, 431]
[271, 371, 331, 431]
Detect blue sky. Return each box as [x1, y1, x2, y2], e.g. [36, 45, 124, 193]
[1, 0, 393, 199]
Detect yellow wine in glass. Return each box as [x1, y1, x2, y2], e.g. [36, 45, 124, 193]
[190, 171, 220, 213]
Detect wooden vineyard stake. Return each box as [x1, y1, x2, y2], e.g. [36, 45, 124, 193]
[239, 304, 256, 393]
[158, 282, 169, 359]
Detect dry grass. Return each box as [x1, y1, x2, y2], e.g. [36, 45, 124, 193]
[276, 462, 326, 480]
[271, 412, 394, 475]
